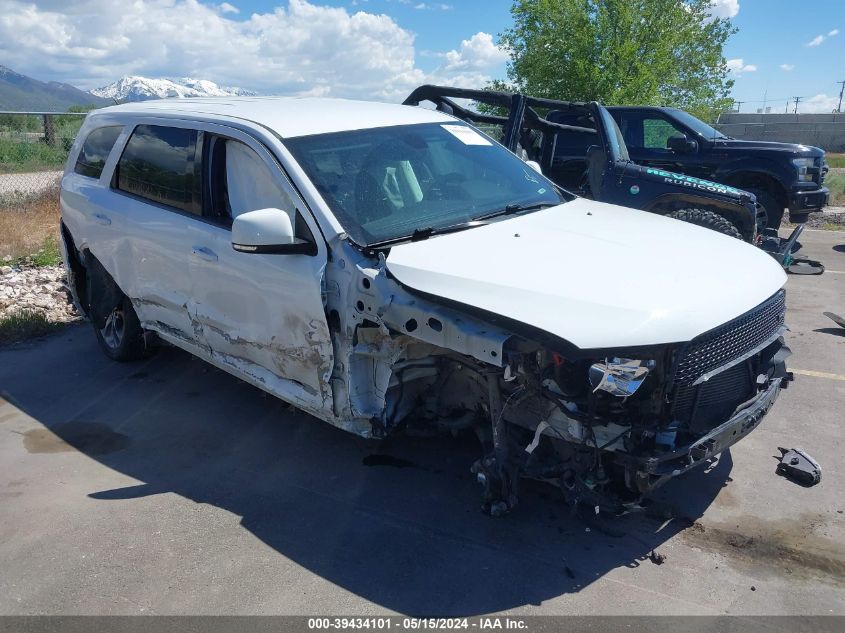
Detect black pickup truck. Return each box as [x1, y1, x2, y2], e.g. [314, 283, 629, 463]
[606, 106, 829, 228]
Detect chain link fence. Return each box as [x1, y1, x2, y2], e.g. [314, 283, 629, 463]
[0, 112, 86, 211]
[0, 112, 86, 265]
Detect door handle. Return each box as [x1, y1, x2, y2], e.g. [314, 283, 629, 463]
[191, 246, 218, 263]
[92, 213, 111, 226]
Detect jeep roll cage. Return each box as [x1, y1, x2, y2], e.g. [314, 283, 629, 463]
[403, 85, 603, 165]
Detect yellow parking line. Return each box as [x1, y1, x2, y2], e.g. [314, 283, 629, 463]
[792, 369, 845, 382]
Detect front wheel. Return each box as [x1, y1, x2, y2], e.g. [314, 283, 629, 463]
[747, 188, 785, 230]
[665, 208, 744, 240]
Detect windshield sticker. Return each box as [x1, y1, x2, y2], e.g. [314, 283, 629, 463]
[441, 125, 492, 146]
[646, 168, 743, 196]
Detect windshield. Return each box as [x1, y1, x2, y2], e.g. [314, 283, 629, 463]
[284, 122, 568, 246]
[668, 108, 727, 140]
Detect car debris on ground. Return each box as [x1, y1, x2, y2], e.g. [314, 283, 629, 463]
[776, 447, 822, 487]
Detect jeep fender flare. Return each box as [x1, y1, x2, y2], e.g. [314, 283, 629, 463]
[643, 193, 756, 242]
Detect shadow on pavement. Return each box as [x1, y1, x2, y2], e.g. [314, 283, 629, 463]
[3, 337, 730, 616]
[814, 327, 845, 338]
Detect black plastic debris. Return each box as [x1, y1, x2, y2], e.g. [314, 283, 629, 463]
[648, 550, 666, 565]
[776, 447, 822, 486]
[759, 225, 825, 275]
[824, 312, 845, 330]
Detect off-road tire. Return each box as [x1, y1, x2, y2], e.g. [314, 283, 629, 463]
[747, 187, 785, 230]
[665, 208, 744, 240]
[92, 294, 146, 361]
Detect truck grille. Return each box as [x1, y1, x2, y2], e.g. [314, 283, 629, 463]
[818, 158, 827, 185]
[671, 290, 785, 433]
[673, 362, 754, 434]
[673, 289, 785, 387]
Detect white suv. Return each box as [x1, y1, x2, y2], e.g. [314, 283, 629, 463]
[61, 97, 790, 515]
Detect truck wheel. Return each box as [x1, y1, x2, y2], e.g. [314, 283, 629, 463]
[747, 188, 785, 230]
[665, 209, 743, 239]
[92, 294, 146, 361]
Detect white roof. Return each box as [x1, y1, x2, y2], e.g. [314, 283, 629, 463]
[94, 96, 452, 138]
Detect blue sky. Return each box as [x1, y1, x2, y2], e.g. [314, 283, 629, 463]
[0, 0, 842, 112]
[721, 0, 844, 112]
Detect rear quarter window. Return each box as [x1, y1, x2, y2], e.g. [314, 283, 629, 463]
[74, 126, 123, 179]
[116, 124, 200, 214]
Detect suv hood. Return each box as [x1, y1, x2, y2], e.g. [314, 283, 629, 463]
[385, 198, 786, 350]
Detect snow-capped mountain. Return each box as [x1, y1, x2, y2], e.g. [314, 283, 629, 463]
[91, 76, 257, 102]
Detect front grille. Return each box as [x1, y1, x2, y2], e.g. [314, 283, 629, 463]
[673, 289, 785, 387]
[673, 362, 754, 434]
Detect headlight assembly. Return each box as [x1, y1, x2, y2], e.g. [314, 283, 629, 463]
[588, 358, 654, 397]
[792, 157, 815, 182]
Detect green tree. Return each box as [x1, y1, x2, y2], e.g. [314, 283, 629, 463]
[497, 0, 736, 121]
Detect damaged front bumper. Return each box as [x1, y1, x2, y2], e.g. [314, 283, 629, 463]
[622, 376, 784, 481]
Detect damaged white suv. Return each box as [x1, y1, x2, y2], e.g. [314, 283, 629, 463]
[60, 97, 791, 515]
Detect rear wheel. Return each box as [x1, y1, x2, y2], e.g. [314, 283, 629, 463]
[92, 295, 146, 361]
[665, 208, 743, 240]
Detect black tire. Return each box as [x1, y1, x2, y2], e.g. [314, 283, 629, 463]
[665, 208, 744, 240]
[746, 187, 785, 230]
[92, 294, 146, 361]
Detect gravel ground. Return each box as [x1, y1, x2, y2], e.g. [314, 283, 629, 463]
[0, 264, 80, 324]
[783, 206, 845, 229]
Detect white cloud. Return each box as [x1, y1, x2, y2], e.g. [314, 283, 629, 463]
[441, 32, 509, 72]
[708, 0, 740, 19]
[807, 29, 837, 46]
[798, 93, 840, 113]
[726, 58, 757, 75]
[218, 2, 238, 14]
[413, 3, 452, 9]
[0, 0, 497, 101]
[779, 63, 794, 71]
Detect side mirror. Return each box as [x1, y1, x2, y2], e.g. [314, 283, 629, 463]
[525, 160, 543, 174]
[667, 134, 698, 154]
[231, 208, 316, 255]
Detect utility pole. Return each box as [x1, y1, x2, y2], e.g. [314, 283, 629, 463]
[733, 100, 744, 113]
[837, 80, 845, 113]
[792, 96, 802, 114]
[785, 101, 790, 113]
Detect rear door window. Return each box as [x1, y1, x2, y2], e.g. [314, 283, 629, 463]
[74, 126, 122, 179]
[116, 124, 200, 214]
[613, 112, 644, 149]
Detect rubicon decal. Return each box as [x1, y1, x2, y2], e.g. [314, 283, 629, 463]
[646, 168, 744, 196]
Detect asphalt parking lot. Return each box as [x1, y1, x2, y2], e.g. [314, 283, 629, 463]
[0, 229, 843, 617]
